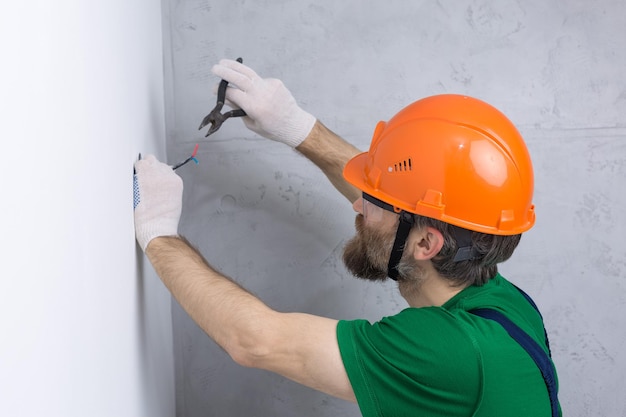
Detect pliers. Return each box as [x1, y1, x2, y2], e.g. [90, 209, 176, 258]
[198, 57, 247, 137]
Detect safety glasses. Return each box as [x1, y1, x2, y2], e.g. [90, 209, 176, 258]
[361, 192, 397, 222]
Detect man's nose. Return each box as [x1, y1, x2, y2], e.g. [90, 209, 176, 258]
[353, 196, 364, 214]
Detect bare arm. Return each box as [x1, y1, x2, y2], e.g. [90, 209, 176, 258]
[296, 120, 362, 203]
[146, 236, 356, 402]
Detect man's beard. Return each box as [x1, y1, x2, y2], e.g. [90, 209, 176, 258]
[343, 214, 427, 290]
[342, 214, 397, 282]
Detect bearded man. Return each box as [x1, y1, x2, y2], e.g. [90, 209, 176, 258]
[133, 59, 560, 417]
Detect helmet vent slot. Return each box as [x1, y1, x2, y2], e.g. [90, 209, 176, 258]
[391, 158, 412, 172]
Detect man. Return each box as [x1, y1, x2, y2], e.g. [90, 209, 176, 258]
[133, 59, 560, 416]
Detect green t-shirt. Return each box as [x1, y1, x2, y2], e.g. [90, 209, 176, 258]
[337, 274, 557, 417]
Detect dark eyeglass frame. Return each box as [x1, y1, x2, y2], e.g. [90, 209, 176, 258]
[362, 192, 400, 213]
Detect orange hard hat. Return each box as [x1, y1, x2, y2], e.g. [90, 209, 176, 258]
[343, 94, 535, 235]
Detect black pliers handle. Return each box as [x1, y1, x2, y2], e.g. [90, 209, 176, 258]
[198, 57, 247, 137]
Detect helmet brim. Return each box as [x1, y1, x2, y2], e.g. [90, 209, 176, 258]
[343, 152, 370, 194]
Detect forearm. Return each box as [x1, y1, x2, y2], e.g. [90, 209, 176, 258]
[296, 120, 361, 203]
[145, 235, 355, 401]
[145, 236, 270, 362]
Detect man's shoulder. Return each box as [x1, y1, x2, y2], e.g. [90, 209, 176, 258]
[338, 306, 481, 357]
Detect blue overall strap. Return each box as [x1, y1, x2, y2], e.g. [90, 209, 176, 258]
[510, 284, 552, 356]
[470, 307, 561, 417]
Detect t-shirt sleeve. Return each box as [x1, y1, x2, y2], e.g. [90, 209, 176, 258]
[336, 308, 482, 417]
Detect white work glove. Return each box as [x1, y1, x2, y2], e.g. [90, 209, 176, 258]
[133, 155, 183, 251]
[211, 59, 316, 148]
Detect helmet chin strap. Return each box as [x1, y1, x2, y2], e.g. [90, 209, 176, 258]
[387, 212, 415, 281]
[386, 213, 481, 280]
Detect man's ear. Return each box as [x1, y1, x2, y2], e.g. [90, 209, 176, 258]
[410, 226, 444, 260]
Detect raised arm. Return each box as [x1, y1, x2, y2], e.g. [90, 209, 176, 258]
[145, 236, 355, 401]
[212, 59, 361, 203]
[133, 156, 356, 402]
[296, 120, 361, 202]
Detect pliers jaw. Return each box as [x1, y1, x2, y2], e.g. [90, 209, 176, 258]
[199, 120, 221, 138]
[198, 98, 225, 137]
[198, 99, 246, 137]
[198, 57, 247, 137]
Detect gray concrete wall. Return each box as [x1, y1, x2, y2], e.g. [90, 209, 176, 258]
[163, 1, 626, 415]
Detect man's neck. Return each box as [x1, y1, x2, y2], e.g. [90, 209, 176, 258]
[399, 269, 468, 308]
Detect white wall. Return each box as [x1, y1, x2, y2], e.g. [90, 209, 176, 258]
[0, 2, 175, 416]
[165, 1, 626, 416]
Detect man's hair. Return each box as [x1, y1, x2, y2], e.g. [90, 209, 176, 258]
[411, 214, 522, 287]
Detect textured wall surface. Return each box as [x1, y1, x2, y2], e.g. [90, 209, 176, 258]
[163, 1, 626, 415]
[1, 2, 175, 416]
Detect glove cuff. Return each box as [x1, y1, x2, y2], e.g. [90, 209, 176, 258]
[280, 110, 316, 148]
[136, 218, 179, 251]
